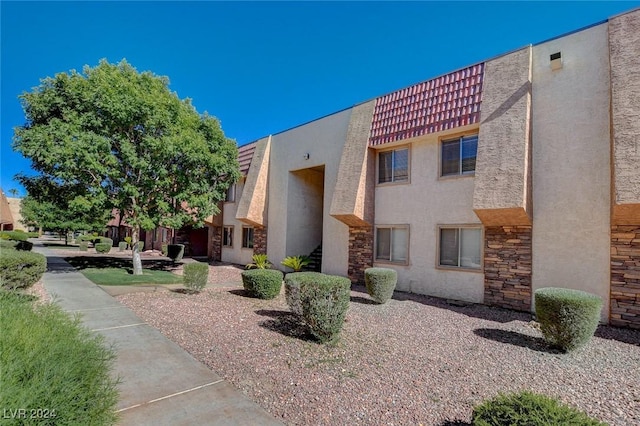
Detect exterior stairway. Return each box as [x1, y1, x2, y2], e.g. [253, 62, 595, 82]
[304, 244, 322, 272]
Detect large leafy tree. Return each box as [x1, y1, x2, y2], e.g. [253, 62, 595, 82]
[14, 60, 240, 274]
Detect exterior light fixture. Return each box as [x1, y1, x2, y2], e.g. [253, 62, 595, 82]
[303, 153, 310, 160]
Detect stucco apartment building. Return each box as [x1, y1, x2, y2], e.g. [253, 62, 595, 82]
[205, 9, 640, 329]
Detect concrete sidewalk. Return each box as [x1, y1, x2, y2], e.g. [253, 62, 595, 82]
[35, 245, 283, 426]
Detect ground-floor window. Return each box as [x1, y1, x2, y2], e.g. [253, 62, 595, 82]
[375, 225, 409, 264]
[242, 227, 254, 249]
[223, 226, 233, 247]
[438, 226, 482, 269]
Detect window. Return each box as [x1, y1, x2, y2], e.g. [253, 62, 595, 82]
[242, 227, 254, 249]
[223, 226, 233, 247]
[439, 226, 482, 269]
[225, 184, 236, 202]
[378, 147, 409, 184]
[375, 225, 409, 263]
[441, 134, 478, 176]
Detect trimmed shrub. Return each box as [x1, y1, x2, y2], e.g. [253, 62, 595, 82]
[27, 231, 39, 238]
[118, 241, 127, 251]
[0, 250, 46, 290]
[95, 243, 111, 254]
[167, 244, 185, 262]
[472, 390, 606, 426]
[161, 243, 168, 256]
[364, 267, 397, 304]
[78, 234, 95, 242]
[0, 231, 29, 241]
[535, 287, 603, 352]
[241, 269, 284, 299]
[136, 241, 144, 251]
[183, 262, 209, 293]
[0, 290, 119, 425]
[0, 240, 17, 250]
[15, 240, 33, 251]
[79, 241, 89, 251]
[100, 237, 114, 247]
[300, 274, 351, 343]
[284, 272, 322, 317]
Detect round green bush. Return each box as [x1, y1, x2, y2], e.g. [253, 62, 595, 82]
[183, 262, 209, 293]
[94, 243, 112, 254]
[79, 241, 89, 251]
[167, 244, 185, 262]
[99, 237, 113, 247]
[364, 267, 397, 304]
[300, 274, 351, 343]
[284, 272, 323, 317]
[535, 287, 603, 352]
[118, 241, 127, 251]
[241, 269, 284, 299]
[0, 250, 46, 289]
[472, 390, 606, 425]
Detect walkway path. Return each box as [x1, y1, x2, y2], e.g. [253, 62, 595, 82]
[35, 245, 283, 426]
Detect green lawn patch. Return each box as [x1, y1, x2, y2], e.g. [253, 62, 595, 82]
[65, 256, 182, 286]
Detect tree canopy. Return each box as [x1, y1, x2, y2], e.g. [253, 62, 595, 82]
[14, 59, 240, 273]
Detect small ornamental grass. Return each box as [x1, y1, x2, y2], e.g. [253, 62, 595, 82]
[183, 262, 209, 293]
[241, 269, 283, 299]
[167, 244, 184, 262]
[0, 290, 119, 426]
[472, 390, 606, 426]
[284, 271, 323, 317]
[95, 243, 112, 254]
[364, 267, 397, 304]
[535, 287, 603, 352]
[300, 274, 351, 344]
[0, 249, 46, 290]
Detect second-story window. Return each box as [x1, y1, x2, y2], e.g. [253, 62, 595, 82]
[378, 147, 409, 184]
[441, 134, 478, 177]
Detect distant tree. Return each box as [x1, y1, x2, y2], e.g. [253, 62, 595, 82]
[20, 192, 108, 244]
[14, 59, 240, 273]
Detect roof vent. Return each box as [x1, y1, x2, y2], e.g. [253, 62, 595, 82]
[550, 52, 562, 71]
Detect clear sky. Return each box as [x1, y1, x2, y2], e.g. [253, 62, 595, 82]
[2, 1, 639, 196]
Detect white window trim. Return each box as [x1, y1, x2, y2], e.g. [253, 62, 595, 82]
[376, 145, 411, 186]
[439, 133, 478, 179]
[374, 224, 410, 265]
[436, 224, 483, 272]
[241, 226, 254, 250]
[222, 225, 234, 248]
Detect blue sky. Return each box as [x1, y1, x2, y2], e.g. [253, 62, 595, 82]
[2, 1, 639, 196]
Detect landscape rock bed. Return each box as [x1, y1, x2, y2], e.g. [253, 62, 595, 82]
[117, 283, 640, 425]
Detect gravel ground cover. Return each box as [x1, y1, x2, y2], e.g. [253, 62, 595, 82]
[116, 267, 640, 426]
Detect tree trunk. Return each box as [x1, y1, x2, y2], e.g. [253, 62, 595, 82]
[132, 228, 143, 276]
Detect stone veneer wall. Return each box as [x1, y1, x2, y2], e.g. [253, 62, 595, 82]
[611, 225, 640, 329]
[484, 226, 532, 311]
[253, 227, 267, 255]
[348, 226, 373, 284]
[211, 226, 222, 261]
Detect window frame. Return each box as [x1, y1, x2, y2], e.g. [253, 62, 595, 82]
[225, 184, 236, 203]
[436, 224, 483, 272]
[439, 133, 478, 178]
[377, 146, 411, 185]
[242, 226, 254, 249]
[222, 226, 234, 248]
[374, 224, 410, 265]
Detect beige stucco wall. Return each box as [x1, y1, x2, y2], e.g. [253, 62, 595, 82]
[267, 109, 352, 276]
[373, 125, 484, 303]
[221, 178, 255, 266]
[474, 46, 532, 226]
[7, 198, 26, 231]
[531, 23, 611, 319]
[609, 9, 640, 223]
